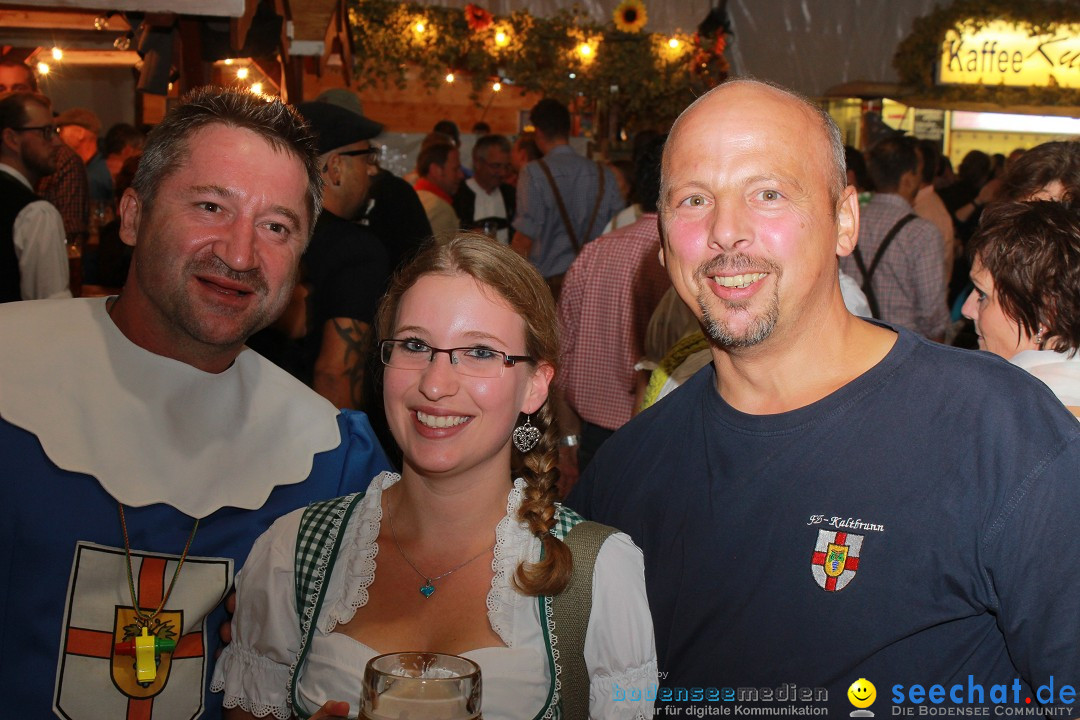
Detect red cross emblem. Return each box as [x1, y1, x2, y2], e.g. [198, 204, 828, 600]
[810, 530, 863, 592]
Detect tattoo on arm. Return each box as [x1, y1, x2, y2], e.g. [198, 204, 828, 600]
[313, 318, 371, 410]
[331, 318, 372, 409]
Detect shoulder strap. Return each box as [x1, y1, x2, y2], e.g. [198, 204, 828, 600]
[549, 514, 618, 720]
[581, 161, 607, 249]
[851, 212, 916, 319]
[288, 492, 366, 720]
[537, 159, 580, 253]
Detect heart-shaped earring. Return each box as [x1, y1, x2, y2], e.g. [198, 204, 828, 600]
[512, 415, 541, 453]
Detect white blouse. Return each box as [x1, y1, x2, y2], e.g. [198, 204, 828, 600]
[212, 472, 657, 719]
[1010, 348, 1080, 410]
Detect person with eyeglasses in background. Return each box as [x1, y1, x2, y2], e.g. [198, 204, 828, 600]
[0, 88, 70, 301]
[289, 101, 391, 413]
[0, 58, 93, 257]
[453, 134, 516, 244]
[215, 233, 656, 720]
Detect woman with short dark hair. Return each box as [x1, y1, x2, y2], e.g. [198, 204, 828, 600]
[962, 200, 1080, 412]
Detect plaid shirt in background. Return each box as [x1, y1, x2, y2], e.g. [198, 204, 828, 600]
[38, 143, 89, 244]
[840, 193, 949, 339]
[557, 213, 670, 431]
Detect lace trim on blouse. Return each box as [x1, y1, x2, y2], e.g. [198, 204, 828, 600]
[488, 478, 541, 647]
[319, 471, 394, 632]
[320, 473, 539, 648]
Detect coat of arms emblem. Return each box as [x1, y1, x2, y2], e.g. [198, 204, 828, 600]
[811, 530, 863, 591]
[54, 542, 231, 719]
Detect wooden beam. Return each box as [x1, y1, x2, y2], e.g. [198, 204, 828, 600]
[176, 16, 207, 94]
[30, 49, 140, 66]
[288, 0, 337, 42]
[251, 55, 281, 93]
[318, 1, 350, 85]
[230, 0, 260, 52]
[10, 0, 245, 17]
[282, 53, 304, 102]
[0, 8, 131, 31]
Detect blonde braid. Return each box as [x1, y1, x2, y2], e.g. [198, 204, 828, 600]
[513, 400, 573, 596]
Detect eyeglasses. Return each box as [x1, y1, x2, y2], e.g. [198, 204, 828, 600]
[479, 158, 511, 172]
[380, 339, 534, 378]
[14, 124, 58, 140]
[338, 147, 380, 166]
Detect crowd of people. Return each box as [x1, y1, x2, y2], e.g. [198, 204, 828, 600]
[3, 54, 1080, 720]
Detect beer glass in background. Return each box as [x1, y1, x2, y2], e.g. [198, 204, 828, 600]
[361, 652, 481, 720]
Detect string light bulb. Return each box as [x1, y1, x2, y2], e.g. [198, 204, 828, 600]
[51, 47, 63, 61]
[224, 58, 234, 65]
[446, 72, 455, 83]
[37, 62, 50, 75]
[576, 42, 592, 58]
[414, 21, 426, 34]
[492, 81, 502, 92]
[236, 67, 249, 80]
[668, 37, 680, 49]
[250, 82, 263, 95]
[495, 31, 508, 47]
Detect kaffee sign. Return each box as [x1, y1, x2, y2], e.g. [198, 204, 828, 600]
[938, 20, 1080, 89]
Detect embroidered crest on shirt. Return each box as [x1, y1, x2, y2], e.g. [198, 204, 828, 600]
[810, 530, 863, 592]
[54, 541, 232, 720]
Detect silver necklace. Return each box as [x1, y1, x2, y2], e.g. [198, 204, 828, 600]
[386, 494, 494, 598]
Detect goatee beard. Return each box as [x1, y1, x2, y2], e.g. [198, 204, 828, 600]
[695, 253, 782, 349]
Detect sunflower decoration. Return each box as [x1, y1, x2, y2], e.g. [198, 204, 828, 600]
[613, 0, 648, 33]
[465, 4, 494, 32]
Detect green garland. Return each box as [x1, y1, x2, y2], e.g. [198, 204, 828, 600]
[894, 0, 1080, 108]
[346, 0, 729, 131]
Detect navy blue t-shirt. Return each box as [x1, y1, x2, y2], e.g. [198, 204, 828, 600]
[571, 328, 1080, 716]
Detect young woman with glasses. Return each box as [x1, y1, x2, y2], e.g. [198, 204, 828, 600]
[215, 233, 656, 719]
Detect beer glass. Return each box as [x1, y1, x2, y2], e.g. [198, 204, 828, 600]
[361, 651, 481, 719]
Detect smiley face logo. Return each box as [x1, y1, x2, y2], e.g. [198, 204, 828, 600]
[848, 678, 877, 709]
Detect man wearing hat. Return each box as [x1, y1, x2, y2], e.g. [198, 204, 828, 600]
[294, 100, 391, 411]
[56, 107, 112, 203]
[316, 88, 433, 271]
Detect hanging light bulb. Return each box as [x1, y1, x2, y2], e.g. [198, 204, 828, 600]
[237, 67, 250, 80]
[37, 62, 50, 76]
[51, 47, 63, 61]
[492, 81, 502, 92]
[446, 72, 455, 83]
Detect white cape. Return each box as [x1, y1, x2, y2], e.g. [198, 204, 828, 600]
[0, 298, 342, 517]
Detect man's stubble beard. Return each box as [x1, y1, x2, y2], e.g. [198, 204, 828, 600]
[696, 254, 783, 349]
[147, 250, 286, 351]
